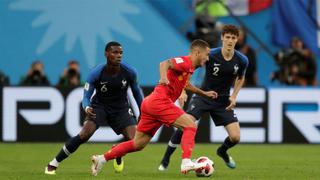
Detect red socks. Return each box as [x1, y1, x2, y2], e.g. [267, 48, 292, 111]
[181, 127, 197, 159]
[104, 140, 136, 161]
[104, 127, 196, 160]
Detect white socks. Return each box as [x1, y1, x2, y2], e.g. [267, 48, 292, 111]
[182, 158, 192, 165]
[98, 155, 106, 163]
[49, 158, 59, 167]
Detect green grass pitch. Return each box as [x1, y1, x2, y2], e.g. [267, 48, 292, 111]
[0, 143, 319, 179]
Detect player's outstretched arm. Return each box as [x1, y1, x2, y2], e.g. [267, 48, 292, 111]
[185, 82, 218, 99]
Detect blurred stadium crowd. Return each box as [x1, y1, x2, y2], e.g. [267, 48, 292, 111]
[187, 0, 318, 87]
[0, 35, 316, 87]
[0, 60, 82, 88]
[0, 0, 318, 88]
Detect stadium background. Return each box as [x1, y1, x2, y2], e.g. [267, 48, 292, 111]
[1, 0, 319, 144]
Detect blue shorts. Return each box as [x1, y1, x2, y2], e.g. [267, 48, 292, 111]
[85, 104, 137, 135]
[187, 96, 238, 126]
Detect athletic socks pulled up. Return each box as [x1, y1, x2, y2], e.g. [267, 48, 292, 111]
[219, 136, 237, 153]
[181, 127, 197, 159]
[55, 135, 85, 163]
[104, 140, 136, 161]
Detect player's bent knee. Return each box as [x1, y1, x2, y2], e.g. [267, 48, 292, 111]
[190, 122, 197, 128]
[185, 119, 197, 128]
[123, 133, 135, 140]
[78, 133, 90, 142]
[133, 138, 150, 151]
[189, 115, 197, 122]
[122, 125, 137, 140]
[79, 120, 96, 141]
[230, 135, 240, 144]
[181, 122, 197, 129]
[134, 142, 146, 151]
[128, 135, 135, 140]
[182, 115, 197, 128]
[79, 131, 94, 142]
[127, 131, 136, 140]
[135, 146, 144, 151]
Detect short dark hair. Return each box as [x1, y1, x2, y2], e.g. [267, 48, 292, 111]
[31, 60, 43, 68]
[190, 39, 210, 50]
[68, 60, 79, 65]
[222, 24, 239, 37]
[105, 41, 121, 51]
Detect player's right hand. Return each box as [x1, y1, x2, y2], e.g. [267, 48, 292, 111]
[85, 106, 96, 118]
[226, 96, 236, 110]
[204, 91, 218, 99]
[159, 78, 169, 85]
[178, 91, 188, 108]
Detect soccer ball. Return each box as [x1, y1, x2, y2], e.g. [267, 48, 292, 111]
[194, 156, 214, 177]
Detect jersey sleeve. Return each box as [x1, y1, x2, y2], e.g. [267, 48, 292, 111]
[81, 65, 102, 109]
[209, 47, 220, 56]
[128, 69, 144, 108]
[238, 54, 249, 77]
[172, 57, 191, 72]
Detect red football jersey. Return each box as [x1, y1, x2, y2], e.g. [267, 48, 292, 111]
[153, 56, 194, 102]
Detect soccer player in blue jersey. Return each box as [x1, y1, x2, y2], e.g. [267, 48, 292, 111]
[45, 41, 143, 175]
[158, 24, 248, 170]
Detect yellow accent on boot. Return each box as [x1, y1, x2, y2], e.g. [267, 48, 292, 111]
[113, 159, 124, 173]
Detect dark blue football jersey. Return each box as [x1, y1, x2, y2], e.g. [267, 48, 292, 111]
[82, 63, 143, 111]
[200, 47, 249, 96]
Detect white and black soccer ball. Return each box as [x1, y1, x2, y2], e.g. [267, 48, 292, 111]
[194, 156, 214, 177]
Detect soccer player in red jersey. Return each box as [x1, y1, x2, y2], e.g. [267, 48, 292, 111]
[90, 39, 218, 176]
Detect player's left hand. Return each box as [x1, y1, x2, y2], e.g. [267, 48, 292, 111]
[226, 96, 236, 110]
[204, 91, 218, 99]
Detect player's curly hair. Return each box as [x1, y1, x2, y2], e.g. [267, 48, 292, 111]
[222, 24, 239, 37]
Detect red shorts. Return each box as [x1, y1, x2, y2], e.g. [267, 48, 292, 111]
[137, 94, 185, 136]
